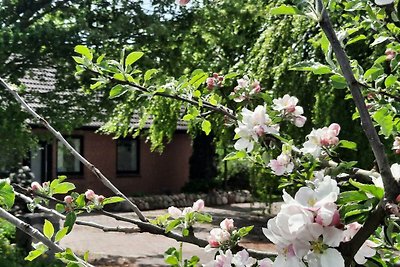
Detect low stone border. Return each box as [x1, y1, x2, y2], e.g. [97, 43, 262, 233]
[111, 190, 253, 212]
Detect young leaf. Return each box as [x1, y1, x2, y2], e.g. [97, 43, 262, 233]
[349, 179, 384, 199]
[144, 69, 158, 82]
[290, 61, 332, 74]
[109, 84, 128, 99]
[43, 219, 55, 239]
[201, 120, 212, 135]
[64, 212, 77, 234]
[270, 5, 301, 15]
[53, 182, 76, 194]
[0, 179, 15, 209]
[102, 196, 125, 205]
[74, 45, 93, 61]
[338, 140, 357, 151]
[125, 52, 144, 66]
[165, 219, 182, 233]
[55, 227, 69, 242]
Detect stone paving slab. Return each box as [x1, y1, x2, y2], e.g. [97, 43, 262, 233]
[60, 203, 278, 266]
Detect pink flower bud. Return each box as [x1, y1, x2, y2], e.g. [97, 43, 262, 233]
[386, 48, 396, 61]
[176, 0, 190, 6]
[396, 194, 400, 203]
[97, 195, 105, 203]
[64, 195, 73, 204]
[208, 238, 220, 248]
[192, 199, 205, 212]
[213, 73, 219, 78]
[294, 116, 306, 128]
[220, 218, 234, 231]
[168, 206, 182, 219]
[31, 182, 42, 191]
[85, 189, 96, 200]
[396, 149, 400, 155]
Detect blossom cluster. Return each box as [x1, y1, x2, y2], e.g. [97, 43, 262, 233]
[206, 218, 235, 250]
[272, 94, 307, 128]
[301, 123, 341, 158]
[168, 199, 205, 218]
[206, 73, 224, 90]
[262, 174, 377, 266]
[230, 75, 262, 102]
[204, 249, 272, 267]
[268, 149, 294, 176]
[31, 181, 50, 194]
[234, 106, 279, 152]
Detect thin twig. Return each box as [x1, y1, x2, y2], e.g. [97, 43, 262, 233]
[0, 78, 147, 222]
[15, 192, 139, 234]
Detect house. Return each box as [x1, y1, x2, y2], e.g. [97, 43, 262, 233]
[19, 69, 193, 196]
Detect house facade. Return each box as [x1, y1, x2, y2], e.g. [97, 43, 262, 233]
[22, 70, 193, 196]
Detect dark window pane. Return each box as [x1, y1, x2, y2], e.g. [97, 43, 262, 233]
[117, 139, 138, 173]
[57, 138, 81, 173]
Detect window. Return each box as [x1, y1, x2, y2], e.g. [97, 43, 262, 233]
[117, 139, 139, 174]
[57, 137, 83, 175]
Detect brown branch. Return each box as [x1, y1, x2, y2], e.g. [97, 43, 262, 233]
[15, 192, 139, 234]
[317, 1, 400, 265]
[0, 78, 147, 222]
[99, 210, 276, 259]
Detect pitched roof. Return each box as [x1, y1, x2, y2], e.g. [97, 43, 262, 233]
[20, 68, 188, 130]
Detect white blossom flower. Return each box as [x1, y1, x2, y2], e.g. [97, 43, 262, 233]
[232, 249, 257, 267]
[301, 123, 341, 157]
[375, 0, 394, 5]
[306, 248, 344, 267]
[273, 94, 307, 127]
[234, 106, 279, 152]
[203, 249, 233, 267]
[391, 163, 400, 181]
[269, 153, 294, 176]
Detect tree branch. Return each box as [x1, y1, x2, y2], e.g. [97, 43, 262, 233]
[0, 78, 147, 222]
[0, 206, 94, 267]
[317, 1, 400, 264]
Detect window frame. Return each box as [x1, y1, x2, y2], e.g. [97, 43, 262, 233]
[116, 138, 140, 177]
[56, 135, 84, 177]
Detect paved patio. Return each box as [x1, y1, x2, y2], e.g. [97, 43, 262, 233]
[60, 203, 278, 266]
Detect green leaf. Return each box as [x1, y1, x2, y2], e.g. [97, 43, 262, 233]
[165, 255, 179, 265]
[373, 107, 394, 137]
[74, 45, 93, 61]
[193, 212, 212, 223]
[64, 212, 77, 234]
[25, 248, 47, 261]
[237, 225, 254, 237]
[270, 5, 301, 15]
[385, 74, 397, 87]
[290, 61, 332, 74]
[113, 73, 126, 81]
[182, 114, 194, 121]
[338, 140, 357, 151]
[55, 227, 69, 242]
[224, 72, 238, 79]
[144, 69, 158, 82]
[96, 54, 106, 64]
[201, 120, 212, 135]
[102, 196, 125, 205]
[90, 81, 103, 90]
[330, 74, 348, 89]
[53, 182, 76, 195]
[109, 84, 128, 99]
[371, 36, 390, 47]
[165, 219, 181, 233]
[0, 179, 14, 209]
[72, 56, 84, 64]
[43, 219, 54, 239]
[223, 151, 247, 161]
[84, 251, 89, 262]
[337, 191, 368, 204]
[125, 52, 144, 66]
[364, 66, 384, 81]
[347, 35, 367, 45]
[193, 90, 201, 98]
[349, 179, 384, 199]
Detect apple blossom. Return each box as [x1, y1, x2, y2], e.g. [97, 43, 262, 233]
[391, 163, 400, 181]
[234, 106, 279, 152]
[64, 195, 73, 204]
[206, 73, 224, 90]
[220, 218, 235, 232]
[386, 48, 396, 61]
[273, 94, 307, 127]
[203, 249, 233, 267]
[257, 258, 273, 267]
[375, 0, 394, 5]
[301, 123, 341, 158]
[207, 228, 231, 248]
[268, 152, 294, 176]
[97, 195, 105, 203]
[85, 189, 96, 200]
[176, 0, 190, 6]
[231, 249, 257, 267]
[31, 181, 42, 191]
[192, 199, 205, 212]
[230, 76, 262, 102]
